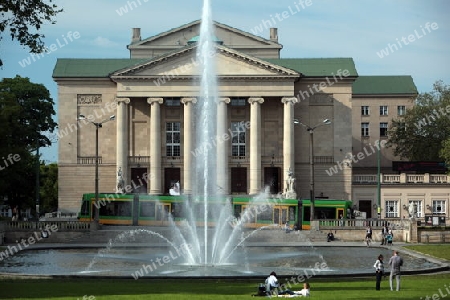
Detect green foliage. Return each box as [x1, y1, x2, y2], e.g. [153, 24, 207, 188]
[388, 80, 450, 163]
[0, 0, 62, 67]
[0, 75, 57, 212]
[439, 139, 450, 172]
[39, 162, 58, 213]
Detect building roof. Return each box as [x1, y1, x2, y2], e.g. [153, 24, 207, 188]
[264, 58, 358, 77]
[353, 76, 417, 95]
[52, 59, 147, 78]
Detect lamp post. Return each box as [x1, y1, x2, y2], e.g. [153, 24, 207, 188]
[78, 114, 115, 223]
[294, 118, 331, 222]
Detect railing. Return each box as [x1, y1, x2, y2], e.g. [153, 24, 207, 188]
[430, 174, 448, 183]
[383, 174, 401, 183]
[353, 175, 377, 183]
[319, 218, 410, 229]
[77, 156, 102, 165]
[314, 156, 334, 164]
[353, 173, 450, 184]
[128, 156, 150, 165]
[5, 221, 91, 231]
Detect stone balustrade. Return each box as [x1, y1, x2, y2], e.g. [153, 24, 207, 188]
[353, 173, 449, 184]
[4, 221, 91, 231]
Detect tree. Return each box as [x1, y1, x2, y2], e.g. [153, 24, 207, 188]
[388, 80, 450, 163]
[0, 0, 62, 67]
[440, 139, 450, 173]
[39, 162, 58, 213]
[0, 75, 57, 215]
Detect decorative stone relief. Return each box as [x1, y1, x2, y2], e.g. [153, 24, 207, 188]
[77, 94, 102, 105]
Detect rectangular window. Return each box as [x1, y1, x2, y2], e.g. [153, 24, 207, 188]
[397, 106, 406, 116]
[380, 106, 388, 116]
[166, 122, 181, 156]
[361, 123, 369, 137]
[385, 200, 398, 218]
[361, 106, 370, 116]
[408, 200, 422, 218]
[230, 98, 247, 106]
[165, 98, 181, 106]
[380, 122, 388, 137]
[231, 121, 246, 156]
[432, 200, 446, 214]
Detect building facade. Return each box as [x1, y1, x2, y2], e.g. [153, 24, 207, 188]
[54, 20, 448, 224]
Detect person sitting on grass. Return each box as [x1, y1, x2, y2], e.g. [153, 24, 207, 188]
[277, 283, 311, 297]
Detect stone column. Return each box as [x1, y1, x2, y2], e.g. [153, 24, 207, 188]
[248, 97, 264, 194]
[116, 98, 130, 192]
[181, 97, 197, 195]
[282, 97, 298, 194]
[147, 98, 164, 195]
[217, 97, 230, 194]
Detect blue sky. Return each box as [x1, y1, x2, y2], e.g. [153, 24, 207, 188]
[1, 0, 449, 163]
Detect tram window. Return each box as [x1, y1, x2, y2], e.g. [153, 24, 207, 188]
[316, 207, 336, 219]
[140, 202, 156, 217]
[100, 201, 132, 216]
[289, 207, 296, 221]
[81, 201, 90, 215]
[234, 205, 242, 218]
[258, 205, 273, 221]
[172, 202, 183, 218]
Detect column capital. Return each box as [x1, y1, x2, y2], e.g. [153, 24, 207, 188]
[147, 98, 164, 105]
[248, 97, 264, 105]
[116, 97, 131, 104]
[281, 97, 298, 105]
[181, 97, 197, 105]
[219, 97, 231, 104]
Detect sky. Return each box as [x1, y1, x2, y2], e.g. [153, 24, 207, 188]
[1, 0, 449, 163]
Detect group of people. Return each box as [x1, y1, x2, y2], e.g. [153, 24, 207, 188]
[373, 250, 404, 291]
[258, 250, 403, 297]
[365, 225, 394, 246]
[261, 271, 310, 297]
[380, 225, 394, 245]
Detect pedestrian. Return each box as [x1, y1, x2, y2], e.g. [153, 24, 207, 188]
[388, 250, 403, 291]
[373, 254, 384, 290]
[265, 271, 279, 295]
[381, 225, 388, 245]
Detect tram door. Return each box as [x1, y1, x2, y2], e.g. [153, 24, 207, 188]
[156, 203, 170, 222]
[273, 207, 288, 225]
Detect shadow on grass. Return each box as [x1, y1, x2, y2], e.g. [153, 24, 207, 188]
[0, 278, 253, 299]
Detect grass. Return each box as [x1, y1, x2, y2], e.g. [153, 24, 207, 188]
[1, 274, 450, 299]
[404, 244, 450, 261]
[1, 244, 449, 299]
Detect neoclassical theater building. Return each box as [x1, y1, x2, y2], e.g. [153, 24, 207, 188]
[54, 20, 449, 221]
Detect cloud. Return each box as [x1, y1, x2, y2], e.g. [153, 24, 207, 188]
[89, 36, 119, 48]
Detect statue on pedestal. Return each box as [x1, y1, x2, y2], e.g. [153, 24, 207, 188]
[284, 169, 297, 199]
[116, 167, 125, 193]
[408, 202, 416, 219]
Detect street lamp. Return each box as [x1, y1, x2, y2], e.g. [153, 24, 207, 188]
[78, 114, 115, 223]
[294, 118, 331, 222]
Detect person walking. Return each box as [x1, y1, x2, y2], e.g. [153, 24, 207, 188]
[373, 254, 384, 290]
[389, 250, 403, 291]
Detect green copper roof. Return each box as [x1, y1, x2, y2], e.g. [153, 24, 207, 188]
[353, 76, 417, 95]
[264, 58, 358, 77]
[52, 59, 147, 78]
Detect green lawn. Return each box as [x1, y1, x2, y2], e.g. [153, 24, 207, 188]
[404, 244, 450, 261]
[1, 274, 450, 299]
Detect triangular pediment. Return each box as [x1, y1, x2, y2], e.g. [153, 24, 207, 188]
[129, 20, 280, 49]
[111, 44, 300, 80]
